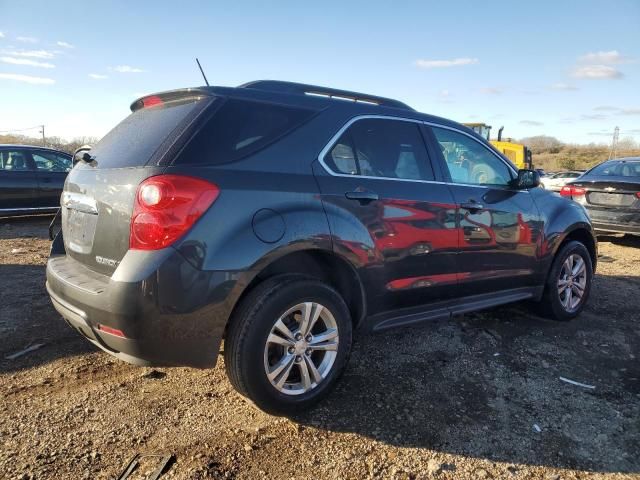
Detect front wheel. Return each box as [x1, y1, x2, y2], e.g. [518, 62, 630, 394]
[536, 240, 593, 321]
[224, 275, 352, 415]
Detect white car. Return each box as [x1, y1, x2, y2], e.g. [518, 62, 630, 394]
[541, 171, 583, 191]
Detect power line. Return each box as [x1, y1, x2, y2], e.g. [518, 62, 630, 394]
[0, 125, 44, 133]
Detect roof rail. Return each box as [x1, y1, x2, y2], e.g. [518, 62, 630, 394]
[239, 80, 414, 111]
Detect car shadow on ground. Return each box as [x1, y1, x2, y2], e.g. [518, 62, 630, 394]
[0, 263, 94, 374]
[295, 290, 639, 474]
[598, 234, 640, 249]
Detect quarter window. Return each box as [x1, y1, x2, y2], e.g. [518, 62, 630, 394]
[324, 119, 434, 181]
[432, 127, 513, 186]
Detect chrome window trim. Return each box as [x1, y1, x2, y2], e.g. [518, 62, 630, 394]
[316, 114, 526, 192]
[0, 206, 58, 212]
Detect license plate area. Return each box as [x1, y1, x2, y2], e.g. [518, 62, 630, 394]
[63, 207, 98, 254]
[587, 192, 634, 207]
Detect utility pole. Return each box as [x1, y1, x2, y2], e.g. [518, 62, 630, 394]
[608, 126, 619, 160]
[39, 125, 45, 146]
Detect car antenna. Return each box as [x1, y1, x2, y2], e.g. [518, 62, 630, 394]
[195, 58, 210, 87]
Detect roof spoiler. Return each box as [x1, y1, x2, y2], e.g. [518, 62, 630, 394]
[239, 80, 414, 111]
[130, 88, 213, 112]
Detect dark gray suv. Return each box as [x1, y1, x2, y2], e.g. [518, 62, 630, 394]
[46, 81, 596, 414]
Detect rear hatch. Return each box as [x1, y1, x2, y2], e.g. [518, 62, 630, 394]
[61, 90, 214, 276]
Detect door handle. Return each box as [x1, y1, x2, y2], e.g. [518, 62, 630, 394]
[345, 190, 379, 204]
[460, 201, 484, 212]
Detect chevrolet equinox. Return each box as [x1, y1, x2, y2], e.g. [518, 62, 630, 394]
[46, 81, 597, 414]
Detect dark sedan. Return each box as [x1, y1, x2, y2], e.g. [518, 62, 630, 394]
[0, 145, 72, 216]
[561, 157, 640, 236]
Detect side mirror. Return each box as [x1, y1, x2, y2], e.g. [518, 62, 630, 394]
[513, 169, 540, 190]
[72, 145, 92, 165]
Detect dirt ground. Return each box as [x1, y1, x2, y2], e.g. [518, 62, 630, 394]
[1, 217, 638, 480]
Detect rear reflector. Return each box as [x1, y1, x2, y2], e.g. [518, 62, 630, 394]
[97, 324, 126, 338]
[560, 186, 586, 198]
[130, 175, 219, 250]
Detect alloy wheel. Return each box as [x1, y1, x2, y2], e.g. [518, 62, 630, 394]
[557, 253, 588, 312]
[263, 302, 339, 396]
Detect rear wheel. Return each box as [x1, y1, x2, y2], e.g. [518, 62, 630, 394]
[536, 240, 593, 321]
[224, 275, 352, 415]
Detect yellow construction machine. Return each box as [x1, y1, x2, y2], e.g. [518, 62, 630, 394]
[464, 123, 533, 170]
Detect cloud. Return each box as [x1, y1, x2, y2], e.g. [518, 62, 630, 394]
[56, 41, 74, 49]
[414, 57, 478, 69]
[519, 120, 543, 126]
[479, 87, 504, 95]
[572, 65, 623, 79]
[621, 108, 640, 115]
[593, 105, 618, 111]
[16, 36, 38, 43]
[88, 73, 108, 80]
[0, 31, 4, 38]
[0, 72, 55, 85]
[0, 56, 55, 68]
[113, 65, 145, 73]
[550, 82, 578, 91]
[2, 49, 55, 59]
[578, 50, 632, 65]
[581, 113, 608, 120]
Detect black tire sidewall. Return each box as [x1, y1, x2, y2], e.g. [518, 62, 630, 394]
[239, 280, 352, 413]
[546, 241, 593, 321]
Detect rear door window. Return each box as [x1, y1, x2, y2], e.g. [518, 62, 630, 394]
[87, 97, 207, 169]
[324, 118, 435, 181]
[175, 99, 317, 165]
[0, 149, 33, 171]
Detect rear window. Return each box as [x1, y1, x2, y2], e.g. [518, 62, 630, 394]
[588, 161, 640, 177]
[175, 98, 316, 165]
[88, 97, 206, 169]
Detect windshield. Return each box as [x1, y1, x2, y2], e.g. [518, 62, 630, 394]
[588, 160, 640, 177]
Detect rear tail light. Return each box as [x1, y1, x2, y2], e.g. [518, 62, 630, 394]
[130, 175, 219, 250]
[636, 192, 640, 199]
[560, 185, 586, 198]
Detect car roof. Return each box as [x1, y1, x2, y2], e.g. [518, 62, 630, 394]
[132, 80, 486, 143]
[0, 144, 71, 155]
[603, 157, 640, 162]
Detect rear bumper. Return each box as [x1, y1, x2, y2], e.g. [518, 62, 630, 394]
[586, 208, 640, 235]
[46, 246, 248, 368]
[592, 222, 640, 235]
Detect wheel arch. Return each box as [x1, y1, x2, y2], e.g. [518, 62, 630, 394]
[227, 248, 367, 335]
[556, 225, 598, 273]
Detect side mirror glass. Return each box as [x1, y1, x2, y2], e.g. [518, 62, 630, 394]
[514, 169, 540, 189]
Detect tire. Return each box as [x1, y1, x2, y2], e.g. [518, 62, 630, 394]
[536, 240, 593, 321]
[224, 274, 352, 415]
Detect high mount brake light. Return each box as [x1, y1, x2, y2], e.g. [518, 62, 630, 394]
[130, 175, 219, 250]
[142, 95, 164, 108]
[560, 185, 586, 198]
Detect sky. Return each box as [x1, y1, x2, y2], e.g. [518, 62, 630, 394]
[0, 0, 639, 144]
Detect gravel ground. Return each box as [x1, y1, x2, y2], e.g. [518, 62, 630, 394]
[1, 217, 639, 480]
